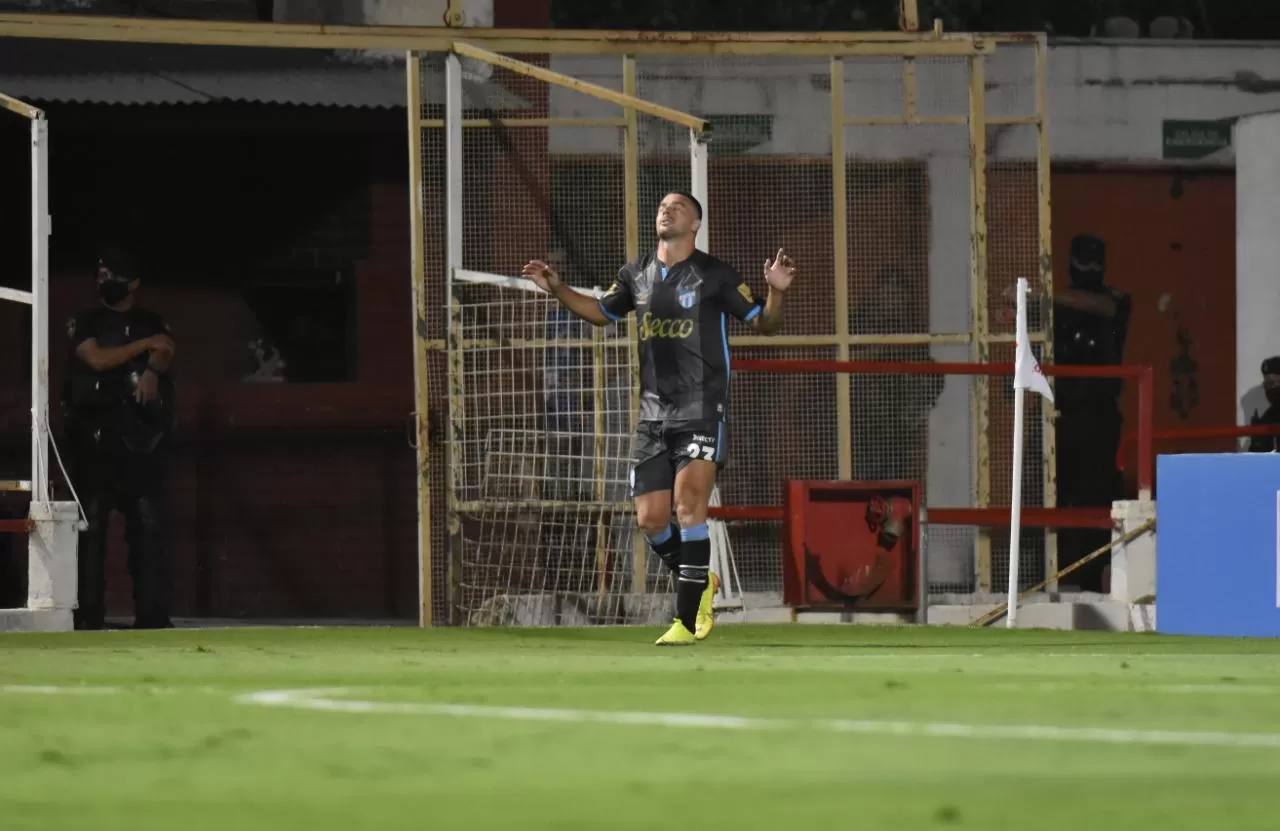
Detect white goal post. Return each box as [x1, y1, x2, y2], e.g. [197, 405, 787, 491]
[0, 91, 81, 632]
[0, 91, 49, 504]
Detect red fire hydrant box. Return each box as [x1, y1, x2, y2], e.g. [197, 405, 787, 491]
[782, 480, 921, 612]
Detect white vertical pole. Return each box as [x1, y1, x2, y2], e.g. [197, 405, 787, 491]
[1006, 277, 1029, 628]
[442, 51, 465, 624]
[691, 127, 722, 603]
[690, 128, 709, 251]
[30, 116, 49, 505]
[1006, 388, 1026, 627]
[445, 53, 464, 293]
[1235, 114, 1280, 433]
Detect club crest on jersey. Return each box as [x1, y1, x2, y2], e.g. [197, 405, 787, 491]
[678, 289, 698, 309]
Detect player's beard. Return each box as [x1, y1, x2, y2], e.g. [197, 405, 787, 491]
[657, 224, 689, 242]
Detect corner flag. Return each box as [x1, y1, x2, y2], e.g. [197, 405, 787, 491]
[1005, 277, 1051, 629]
[1013, 279, 1054, 404]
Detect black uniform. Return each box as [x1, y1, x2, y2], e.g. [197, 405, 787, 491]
[1054, 234, 1132, 592]
[598, 250, 763, 496]
[63, 306, 176, 630]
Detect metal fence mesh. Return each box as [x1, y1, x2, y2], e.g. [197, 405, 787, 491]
[417, 41, 1049, 621]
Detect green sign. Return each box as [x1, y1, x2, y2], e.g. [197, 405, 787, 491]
[1162, 119, 1234, 160]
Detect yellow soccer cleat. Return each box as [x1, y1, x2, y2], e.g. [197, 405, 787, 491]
[695, 571, 721, 641]
[655, 618, 696, 646]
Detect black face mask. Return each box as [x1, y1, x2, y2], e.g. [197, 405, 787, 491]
[99, 278, 130, 307]
[1069, 264, 1105, 291]
[1267, 387, 1280, 407]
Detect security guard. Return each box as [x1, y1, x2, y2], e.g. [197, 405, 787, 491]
[63, 247, 177, 630]
[1248, 357, 1280, 453]
[1054, 233, 1132, 592]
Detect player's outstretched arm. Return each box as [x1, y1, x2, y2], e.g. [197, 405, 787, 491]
[753, 247, 795, 335]
[521, 260, 611, 327]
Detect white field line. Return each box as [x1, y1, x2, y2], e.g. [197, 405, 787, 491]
[236, 688, 1280, 751]
[988, 682, 1280, 695]
[0, 684, 222, 696]
[0, 684, 123, 695]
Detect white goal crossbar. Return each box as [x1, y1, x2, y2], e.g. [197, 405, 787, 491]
[454, 268, 603, 299]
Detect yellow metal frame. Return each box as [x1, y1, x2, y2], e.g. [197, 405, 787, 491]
[0, 13, 1029, 54]
[405, 53, 433, 626]
[0, 11, 1053, 617]
[968, 54, 993, 593]
[900, 0, 921, 32]
[0, 90, 41, 119]
[453, 42, 707, 132]
[830, 58, 853, 482]
[429, 43, 710, 621]
[622, 56, 648, 596]
[1035, 37, 1059, 589]
[413, 34, 1050, 614]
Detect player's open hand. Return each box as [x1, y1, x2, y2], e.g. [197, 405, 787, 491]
[521, 260, 562, 294]
[764, 248, 796, 293]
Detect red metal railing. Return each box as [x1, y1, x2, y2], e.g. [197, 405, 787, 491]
[709, 359, 1154, 530]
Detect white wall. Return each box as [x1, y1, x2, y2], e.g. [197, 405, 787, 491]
[545, 41, 1280, 161]
[1048, 40, 1280, 163]
[1234, 113, 1280, 431]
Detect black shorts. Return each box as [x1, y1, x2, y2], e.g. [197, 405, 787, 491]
[630, 419, 729, 498]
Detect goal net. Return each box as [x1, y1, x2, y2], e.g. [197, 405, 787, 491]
[413, 37, 1051, 624]
[447, 270, 649, 625]
[417, 46, 724, 625]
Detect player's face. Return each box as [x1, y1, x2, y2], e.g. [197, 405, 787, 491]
[656, 194, 699, 241]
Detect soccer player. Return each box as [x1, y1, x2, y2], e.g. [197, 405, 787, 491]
[522, 191, 795, 645]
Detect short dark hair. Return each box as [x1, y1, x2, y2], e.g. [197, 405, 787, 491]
[668, 190, 703, 220]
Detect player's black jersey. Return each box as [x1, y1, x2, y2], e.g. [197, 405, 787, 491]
[599, 250, 763, 423]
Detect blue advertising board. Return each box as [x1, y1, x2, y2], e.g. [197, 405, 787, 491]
[1158, 453, 1280, 638]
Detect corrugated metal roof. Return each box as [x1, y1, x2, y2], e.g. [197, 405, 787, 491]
[0, 38, 530, 110]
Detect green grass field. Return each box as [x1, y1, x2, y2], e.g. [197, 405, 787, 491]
[3, 623, 1280, 830]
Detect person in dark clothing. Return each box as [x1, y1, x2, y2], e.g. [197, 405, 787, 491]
[1054, 233, 1132, 592]
[523, 191, 795, 645]
[62, 247, 177, 630]
[1247, 357, 1280, 453]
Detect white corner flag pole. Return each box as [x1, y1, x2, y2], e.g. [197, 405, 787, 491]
[1008, 277, 1055, 629]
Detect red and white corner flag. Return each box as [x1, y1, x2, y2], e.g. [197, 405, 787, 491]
[1006, 277, 1051, 629]
[1013, 278, 1054, 404]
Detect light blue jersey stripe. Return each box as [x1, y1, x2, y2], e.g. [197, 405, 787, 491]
[598, 300, 624, 322]
[720, 312, 730, 373]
